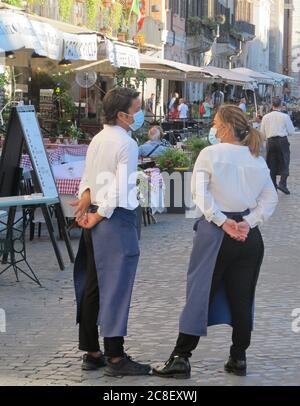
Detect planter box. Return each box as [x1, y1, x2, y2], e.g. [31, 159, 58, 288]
[163, 169, 192, 214]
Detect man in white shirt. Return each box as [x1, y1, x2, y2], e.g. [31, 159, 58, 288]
[178, 98, 189, 119]
[238, 97, 247, 113]
[71, 87, 151, 377]
[261, 98, 295, 194]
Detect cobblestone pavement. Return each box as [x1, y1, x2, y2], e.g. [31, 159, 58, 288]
[1, 136, 300, 386]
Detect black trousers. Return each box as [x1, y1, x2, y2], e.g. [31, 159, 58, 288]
[172, 224, 264, 361]
[78, 230, 124, 358]
[266, 136, 290, 187]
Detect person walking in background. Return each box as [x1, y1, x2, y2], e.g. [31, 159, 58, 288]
[192, 101, 200, 119]
[202, 96, 214, 119]
[71, 87, 151, 377]
[178, 98, 189, 119]
[239, 97, 247, 113]
[261, 98, 295, 194]
[169, 92, 179, 112]
[153, 105, 278, 379]
[146, 93, 155, 114]
[212, 87, 224, 110]
[168, 96, 180, 119]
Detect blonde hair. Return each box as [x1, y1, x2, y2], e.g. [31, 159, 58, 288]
[217, 104, 263, 157]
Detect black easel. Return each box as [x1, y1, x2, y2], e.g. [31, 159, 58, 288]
[0, 106, 74, 271]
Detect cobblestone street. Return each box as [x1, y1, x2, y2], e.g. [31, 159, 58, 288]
[1, 136, 300, 386]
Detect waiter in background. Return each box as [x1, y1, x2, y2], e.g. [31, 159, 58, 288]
[261, 98, 295, 194]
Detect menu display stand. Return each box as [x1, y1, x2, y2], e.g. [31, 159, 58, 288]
[0, 106, 74, 280]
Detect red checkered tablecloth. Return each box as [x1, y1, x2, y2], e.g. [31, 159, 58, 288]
[55, 178, 81, 195]
[58, 144, 88, 157]
[20, 149, 64, 170]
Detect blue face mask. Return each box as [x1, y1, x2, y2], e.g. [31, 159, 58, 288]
[208, 127, 220, 145]
[128, 110, 145, 131]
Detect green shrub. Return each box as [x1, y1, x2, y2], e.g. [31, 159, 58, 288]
[156, 148, 191, 171]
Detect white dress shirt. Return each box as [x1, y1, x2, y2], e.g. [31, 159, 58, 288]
[79, 125, 139, 218]
[260, 110, 295, 139]
[192, 143, 278, 228]
[239, 102, 247, 113]
[178, 103, 189, 119]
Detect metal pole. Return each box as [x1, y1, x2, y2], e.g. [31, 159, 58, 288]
[253, 90, 258, 116]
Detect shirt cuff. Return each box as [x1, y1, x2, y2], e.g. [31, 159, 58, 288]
[97, 205, 115, 219]
[206, 211, 227, 227]
[243, 213, 260, 229]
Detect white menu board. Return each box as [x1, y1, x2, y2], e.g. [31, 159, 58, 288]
[16, 105, 59, 199]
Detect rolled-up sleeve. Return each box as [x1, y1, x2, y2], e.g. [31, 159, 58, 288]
[78, 140, 95, 198]
[192, 149, 227, 227]
[243, 176, 278, 228]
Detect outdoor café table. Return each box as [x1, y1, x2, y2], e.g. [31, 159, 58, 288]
[0, 195, 59, 286]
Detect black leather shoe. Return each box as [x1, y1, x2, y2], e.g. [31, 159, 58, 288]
[82, 353, 107, 370]
[277, 184, 290, 195]
[224, 356, 247, 376]
[152, 356, 191, 379]
[105, 354, 151, 377]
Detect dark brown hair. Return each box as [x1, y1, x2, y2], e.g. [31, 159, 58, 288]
[103, 87, 140, 125]
[217, 104, 263, 157]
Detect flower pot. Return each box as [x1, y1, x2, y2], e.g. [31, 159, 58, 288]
[117, 32, 127, 42]
[103, 0, 111, 8]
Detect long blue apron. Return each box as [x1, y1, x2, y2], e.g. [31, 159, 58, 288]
[179, 210, 261, 337]
[74, 207, 139, 338]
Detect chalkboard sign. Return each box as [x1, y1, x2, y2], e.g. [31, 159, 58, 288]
[17, 106, 58, 199]
[0, 106, 74, 271]
[0, 105, 58, 200]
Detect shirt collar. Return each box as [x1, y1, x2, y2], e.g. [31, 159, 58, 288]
[104, 124, 131, 137]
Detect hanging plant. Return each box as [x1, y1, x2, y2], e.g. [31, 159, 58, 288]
[111, 1, 124, 33]
[2, 0, 23, 6]
[86, 0, 101, 29]
[115, 68, 147, 89]
[59, 0, 74, 22]
[26, 0, 45, 6]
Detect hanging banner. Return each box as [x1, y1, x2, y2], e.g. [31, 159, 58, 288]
[105, 38, 140, 69]
[0, 11, 44, 54]
[63, 33, 97, 61]
[31, 21, 63, 61]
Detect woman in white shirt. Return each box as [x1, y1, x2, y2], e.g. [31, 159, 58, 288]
[154, 105, 278, 379]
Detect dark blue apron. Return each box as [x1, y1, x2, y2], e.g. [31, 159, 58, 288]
[74, 207, 139, 338]
[179, 210, 261, 336]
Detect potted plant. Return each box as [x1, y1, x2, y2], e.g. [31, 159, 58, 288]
[67, 124, 85, 144]
[185, 137, 210, 167]
[156, 149, 191, 214]
[117, 30, 128, 42]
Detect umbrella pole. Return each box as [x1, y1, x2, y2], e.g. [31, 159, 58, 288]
[253, 90, 258, 116]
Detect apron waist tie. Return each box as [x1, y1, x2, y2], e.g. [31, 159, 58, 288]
[221, 209, 250, 221]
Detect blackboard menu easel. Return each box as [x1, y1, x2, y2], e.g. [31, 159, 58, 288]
[0, 106, 74, 270]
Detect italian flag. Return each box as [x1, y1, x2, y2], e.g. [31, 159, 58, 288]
[130, 0, 145, 32]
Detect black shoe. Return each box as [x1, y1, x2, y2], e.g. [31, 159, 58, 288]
[82, 353, 107, 370]
[224, 356, 247, 376]
[277, 184, 290, 195]
[105, 354, 151, 377]
[152, 356, 191, 379]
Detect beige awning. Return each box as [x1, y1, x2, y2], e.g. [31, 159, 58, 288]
[198, 66, 256, 86]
